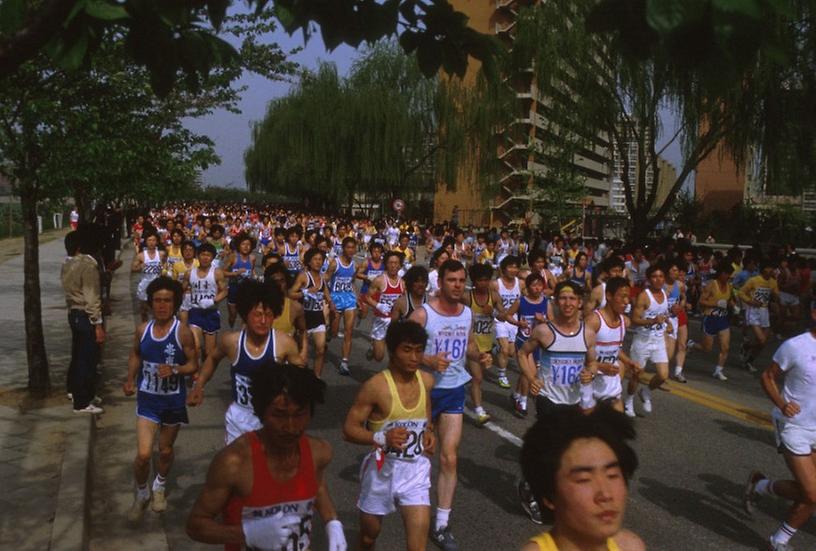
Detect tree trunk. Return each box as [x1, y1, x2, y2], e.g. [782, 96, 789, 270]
[20, 187, 50, 394]
[628, 210, 655, 245]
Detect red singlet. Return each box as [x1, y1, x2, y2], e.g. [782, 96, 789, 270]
[224, 432, 317, 551]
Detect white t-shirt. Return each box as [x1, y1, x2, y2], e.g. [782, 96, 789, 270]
[773, 331, 816, 428]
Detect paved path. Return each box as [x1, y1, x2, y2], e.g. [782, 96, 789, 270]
[82, 249, 816, 551]
[0, 236, 92, 550]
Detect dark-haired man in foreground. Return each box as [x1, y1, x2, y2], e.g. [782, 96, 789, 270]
[186, 365, 347, 551]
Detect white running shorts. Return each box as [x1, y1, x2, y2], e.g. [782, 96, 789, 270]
[371, 317, 391, 341]
[773, 412, 816, 456]
[629, 336, 668, 367]
[225, 402, 261, 445]
[357, 453, 431, 515]
[593, 370, 623, 402]
[495, 320, 518, 342]
[745, 306, 770, 328]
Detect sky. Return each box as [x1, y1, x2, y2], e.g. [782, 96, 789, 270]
[186, 23, 689, 192]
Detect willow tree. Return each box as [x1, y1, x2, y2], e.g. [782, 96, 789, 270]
[245, 42, 458, 210]
[452, 0, 780, 241]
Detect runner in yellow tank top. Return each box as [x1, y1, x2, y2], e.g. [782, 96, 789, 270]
[264, 263, 307, 364]
[343, 320, 436, 551]
[520, 406, 645, 551]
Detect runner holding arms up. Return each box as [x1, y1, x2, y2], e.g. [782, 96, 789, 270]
[343, 320, 436, 551]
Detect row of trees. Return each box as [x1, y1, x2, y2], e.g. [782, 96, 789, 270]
[245, 42, 461, 212]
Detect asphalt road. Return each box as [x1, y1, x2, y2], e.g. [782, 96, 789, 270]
[87, 250, 816, 550]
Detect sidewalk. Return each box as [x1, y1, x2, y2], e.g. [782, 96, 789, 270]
[0, 236, 116, 550]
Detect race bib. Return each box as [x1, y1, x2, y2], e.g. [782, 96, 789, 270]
[234, 373, 253, 408]
[139, 361, 181, 395]
[547, 357, 582, 387]
[384, 419, 428, 460]
[242, 498, 314, 551]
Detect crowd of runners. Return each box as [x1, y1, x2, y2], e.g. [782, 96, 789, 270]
[60, 201, 816, 550]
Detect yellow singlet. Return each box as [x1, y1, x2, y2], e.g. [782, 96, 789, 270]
[470, 290, 495, 353]
[368, 370, 428, 460]
[272, 297, 295, 336]
[704, 280, 732, 317]
[530, 532, 621, 551]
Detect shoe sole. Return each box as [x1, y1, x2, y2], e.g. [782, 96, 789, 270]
[743, 471, 763, 515]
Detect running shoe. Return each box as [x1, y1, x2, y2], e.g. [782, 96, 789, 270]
[767, 539, 793, 551]
[511, 397, 527, 419]
[712, 370, 728, 381]
[740, 342, 750, 364]
[686, 338, 696, 350]
[127, 494, 150, 523]
[624, 401, 636, 418]
[497, 374, 511, 389]
[671, 371, 688, 383]
[431, 526, 458, 551]
[518, 480, 543, 525]
[338, 360, 351, 376]
[151, 487, 167, 513]
[365, 348, 374, 361]
[67, 393, 103, 405]
[73, 404, 104, 415]
[745, 361, 757, 373]
[476, 411, 491, 426]
[743, 471, 766, 515]
[638, 388, 652, 414]
[337, 331, 344, 339]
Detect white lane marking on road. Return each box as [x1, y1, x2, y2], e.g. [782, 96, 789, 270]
[464, 408, 523, 448]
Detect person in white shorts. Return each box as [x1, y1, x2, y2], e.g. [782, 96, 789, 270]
[491, 256, 525, 394]
[188, 280, 303, 444]
[343, 319, 436, 551]
[365, 251, 405, 362]
[585, 277, 640, 412]
[744, 300, 816, 551]
[625, 264, 672, 417]
[739, 259, 780, 372]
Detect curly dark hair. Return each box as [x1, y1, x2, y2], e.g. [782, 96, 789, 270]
[250, 363, 326, 419]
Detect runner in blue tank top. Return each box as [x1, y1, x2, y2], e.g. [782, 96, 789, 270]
[225, 233, 256, 328]
[325, 236, 359, 376]
[123, 276, 198, 523]
[356, 241, 385, 322]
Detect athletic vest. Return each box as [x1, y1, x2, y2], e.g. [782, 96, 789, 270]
[302, 272, 325, 313]
[360, 259, 384, 294]
[137, 318, 187, 406]
[272, 298, 295, 336]
[330, 258, 356, 294]
[282, 243, 302, 275]
[594, 310, 625, 365]
[166, 245, 183, 269]
[404, 292, 427, 320]
[223, 433, 317, 551]
[529, 532, 620, 551]
[141, 248, 162, 278]
[497, 277, 521, 320]
[537, 321, 588, 405]
[422, 303, 472, 389]
[665, 281, 681, 317]
[635, 288, 669, 339]
[374, 276, 403, 318]
[705, 280, 732, 317]
[470, 291, 495, 352]
[190, 265, 217, 309]
[368, 370, 428, 461]
[568, 267, 588, 290]
[517, 296, 548, 340]
[229, 254, 253, 287]
[230, 330, 278, 410]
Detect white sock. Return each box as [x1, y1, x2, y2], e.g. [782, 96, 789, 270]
[475, 406, 485, 415]
[435, 507, 451, 530]
[498, 369, 507, 377]
[624, 392, 635, 406]
[152, 474, 166, 492]
[519, 396, 528, 408]
[342, 357, 348, 362]
[674, 365, 683, 376]
[580, 384, 596, 409]
[756, 478, 774, 496]
[137, 484, 149, 500]
[771, 522, 796, 545]
[714, 365, 724, 374]
[640, 387, 652, 401]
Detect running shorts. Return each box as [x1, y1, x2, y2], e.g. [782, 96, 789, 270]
[431, 385, 466, 419]
[773, 412, 816, 456]
[593, 369, 623, 401]
[667, 317, 679, 340]
[180, 293, 193, 312]
[745, 306, 770, 328]
[137, 397, 188, 426]
[678, 309, 688, 326]
[629, 336, 668, 366]
[136, 276, 157, 302]
[702, 315, 730, 336]
[780, 291, 800, 306]
[332, 292, 357, 312]
[227, 284, 240, 305]
[357, 453, 431, 515]
[371, 316, 391, 341]
[225, 402, 261, 445]
[495, 320, 518, 341]
[304, 310, 325, 333]
[189, 308, 221, 334]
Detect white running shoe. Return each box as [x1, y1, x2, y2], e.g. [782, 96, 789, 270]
[127, 494, 150, 522]
[151, 487, 167, 513]
[713, 369, 728, 381]
[624, 400, 636, 418]
[638, 388, 652, 414]
[67, 393, 102, 405]
[73, 404, 104, 415]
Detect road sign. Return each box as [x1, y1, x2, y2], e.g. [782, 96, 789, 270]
[392, 198, 405, 212]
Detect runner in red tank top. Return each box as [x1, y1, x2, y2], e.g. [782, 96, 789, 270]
[186, 365, 347, 550]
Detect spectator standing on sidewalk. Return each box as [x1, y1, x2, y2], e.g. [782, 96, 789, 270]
[61, 228, 106, 414]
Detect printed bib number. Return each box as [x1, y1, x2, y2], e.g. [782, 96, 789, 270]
[140, 361, 180, 395]
[433, 337, 467, 361]
[597, 352, 619, 364]
[474, 317, 493, 335]
[243, 498, 313, 551]
[549, 360, 582, 386]
[234, 373, 252, 407]
[385, 420, 427, 460]
[333, 279, 354, 293]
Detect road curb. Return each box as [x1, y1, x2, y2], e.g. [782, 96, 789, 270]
[50, 413, 96, 551]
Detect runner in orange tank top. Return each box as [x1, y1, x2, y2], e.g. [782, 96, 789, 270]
[186, 365, 348, 550]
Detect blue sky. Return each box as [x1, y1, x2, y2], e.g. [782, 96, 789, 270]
[186, 25, 689, 191]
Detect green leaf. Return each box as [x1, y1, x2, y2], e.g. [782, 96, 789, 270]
[55, 31, 89, 70]
[0, 0, 26, 35]
[85, 0, 129, 21]
[274, 4, 296, 32]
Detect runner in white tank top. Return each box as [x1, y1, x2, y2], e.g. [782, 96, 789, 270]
[131, 232, 166, 321]
[626, 265, 672, 417]
[491, 257, 525, 393]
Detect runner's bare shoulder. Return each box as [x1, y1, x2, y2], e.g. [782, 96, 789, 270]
[614, 529, 646, 551]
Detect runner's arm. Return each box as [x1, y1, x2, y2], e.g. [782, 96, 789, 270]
[761, 362, 792, 412]
[342, 379, 380, 446]
[176, 324, 200, 376]
[364, 277, 384, 309]
[186, 448, 245, 545]
[130, 252, 143, 272]
[213, 269, 228, 303]
[193, 335, 231, 391]
[124, 326, 144, 393]
[629, 293, 652, 327]
[311, 438, 340, 523]
[288, 273, 306, 300]
[390, 296, 406, 321]
[492, 289, 508, 321]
